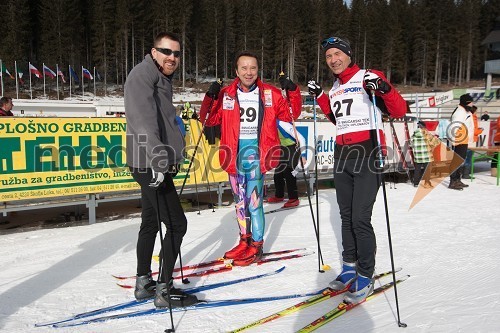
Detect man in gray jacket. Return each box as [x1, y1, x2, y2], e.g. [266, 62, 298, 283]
[125, 32, 197, 308]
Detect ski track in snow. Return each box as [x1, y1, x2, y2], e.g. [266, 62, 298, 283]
[0, 163, 499, 332]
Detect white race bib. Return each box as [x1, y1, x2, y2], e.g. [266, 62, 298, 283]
[329, 70, 382, 135]
[238, 88, 260, 139]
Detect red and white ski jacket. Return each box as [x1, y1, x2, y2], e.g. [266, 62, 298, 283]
[199, 77, 302, 174]
[316, 64, 407, 155]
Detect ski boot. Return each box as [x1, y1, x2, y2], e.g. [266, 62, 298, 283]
[232, 240, 264, 266]
[329, 261, 357, 291]
[267, 196, 284, 203]
[224, 234, 252, 260]
[134, 272, 156, 300]
[283, 198, 299, 208]
[154, 282, 199, 308]
[343, 274, 374, 304]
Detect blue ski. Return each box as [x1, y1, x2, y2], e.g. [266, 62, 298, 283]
[35, 266, 285, 328]
[53, 289, 320, 328]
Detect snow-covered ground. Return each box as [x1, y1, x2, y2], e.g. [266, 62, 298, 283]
[1, 162, 499, 333]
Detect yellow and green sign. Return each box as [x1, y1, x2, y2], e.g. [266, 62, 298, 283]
[0, 118, 226, 201]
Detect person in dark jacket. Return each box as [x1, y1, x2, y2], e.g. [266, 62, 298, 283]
[0, 97, 14, 116]
[267, 120, 308, 208]
[199, 51, 302, 266]
[308, 37, 406, 304]
[124, 32, 196, 309]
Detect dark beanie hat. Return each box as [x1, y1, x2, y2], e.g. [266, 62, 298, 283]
[322, 38, 352, 57]
[459, 93, 473, 106]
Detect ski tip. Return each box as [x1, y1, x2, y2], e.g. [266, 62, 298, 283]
[276, 266, 286, 273]
[398, 274, 410, 282]
[116, 283, 134, 289]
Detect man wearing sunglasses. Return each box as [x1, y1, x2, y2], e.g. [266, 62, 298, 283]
[308, 37, 406, 304]
[199, 51, 302, 266]
[125, 32, 197, 309]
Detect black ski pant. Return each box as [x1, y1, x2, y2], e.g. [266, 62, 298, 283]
[450, 144, 468, 181]
[334, 157, 380, 278]
[413, 162, 430, 185]
[273, 144, 300, 199]
[131, 167, 187, 283]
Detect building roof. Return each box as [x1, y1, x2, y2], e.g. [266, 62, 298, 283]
[482, 30, 500, 45]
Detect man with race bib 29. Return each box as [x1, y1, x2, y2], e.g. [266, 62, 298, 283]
[200, 51, 301, 266]
[308, 37, 406, 304]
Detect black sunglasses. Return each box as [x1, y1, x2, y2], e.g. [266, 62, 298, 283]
[321, 37, 346, 49]
[155, 47, 181, 58]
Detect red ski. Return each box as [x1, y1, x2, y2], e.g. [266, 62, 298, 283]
[116, 250, 314, 288]
[112, 248, 307, 280]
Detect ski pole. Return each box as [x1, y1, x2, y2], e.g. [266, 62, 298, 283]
[369, 90, 407, 328]
[278, 72, 327, 272]
[312, 95, 324, 273]
[188, 122, 201, 214]
[193, 118, 216, 212]
[154, 190, 176, 333]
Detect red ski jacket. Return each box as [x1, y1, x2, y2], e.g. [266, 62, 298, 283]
[199, 77, 302, 174]
[316, 64, 407, 148]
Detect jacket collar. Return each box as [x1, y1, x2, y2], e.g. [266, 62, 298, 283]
[336, 63, 361, 85]
[228, 77, 262, 96]
[146, 54, 174, 81]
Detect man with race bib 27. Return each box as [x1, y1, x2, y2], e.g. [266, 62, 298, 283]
[308, 37, 406, 304]
[200, 51, 301, 266]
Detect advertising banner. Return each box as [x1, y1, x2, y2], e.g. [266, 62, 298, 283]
[0, 118, 227, 201]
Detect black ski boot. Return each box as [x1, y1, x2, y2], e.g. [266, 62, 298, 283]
[154, 282, 199, 308]
[134, 272, 156, 300]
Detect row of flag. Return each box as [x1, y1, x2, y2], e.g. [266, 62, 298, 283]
[1, 63, 98, 85]
[1, 60, 104, 99]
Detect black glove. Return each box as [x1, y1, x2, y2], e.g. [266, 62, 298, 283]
[207, 79, 222, 99]
[279, 75, 297, 91]
[307, 80, 323, 96]
[168, 164, 181, 177]
[149, 170, 165, 188]
[363, 71, 391, 94]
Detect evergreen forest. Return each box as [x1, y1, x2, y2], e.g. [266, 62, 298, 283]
[1, 0, 500, 90]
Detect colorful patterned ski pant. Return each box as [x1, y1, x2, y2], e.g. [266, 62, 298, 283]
[229, 139, 265, 242]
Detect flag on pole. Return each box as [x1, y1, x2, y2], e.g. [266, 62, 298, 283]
[82, 67, 93, 80]
[29, 64, 42, 78]
[1, 64, 15, 79]
[43, 64, 57, 78]
[18, 72, 24, 85]
[57, 68, 66, 83]
[69, 66, 79, 83]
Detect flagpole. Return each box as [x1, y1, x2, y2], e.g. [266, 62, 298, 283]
[29, 62, 33, 99]
[15, 61, 19, 99]
[56, 64, 59, 100]
[93, 67, 96, 99]
[69, 65, 72, 98]
[1, 59, 4, 97]
[43, 63, 47, 97]
[81, 66, 84, 99]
